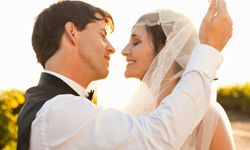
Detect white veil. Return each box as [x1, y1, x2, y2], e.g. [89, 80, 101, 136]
[123, 9, 219, 149]
[124, 9, 199, 116]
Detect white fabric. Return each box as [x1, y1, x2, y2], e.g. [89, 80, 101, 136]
[30, 45, 223, 149]
[124, 9, 201, 116]
[123, 9, 225, 149]
[180, 101, 234, 150]
[180, 102, 219, 149]
[43, 70, 87, 97]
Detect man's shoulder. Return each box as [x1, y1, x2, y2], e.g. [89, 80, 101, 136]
[38, 94, 94, 115]
[38, 94, 99, 123]
[31, 94, 99, 148]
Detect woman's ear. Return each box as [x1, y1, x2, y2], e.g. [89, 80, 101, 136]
[64, 22, 77, 45]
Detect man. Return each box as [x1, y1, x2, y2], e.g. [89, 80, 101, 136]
[17, 0, 232, 149]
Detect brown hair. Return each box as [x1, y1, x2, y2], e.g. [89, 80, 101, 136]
[32, 0, 114, 68]
[145, 24, 166, 55]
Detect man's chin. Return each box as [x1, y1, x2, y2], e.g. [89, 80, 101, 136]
[100, 70, 109, 79]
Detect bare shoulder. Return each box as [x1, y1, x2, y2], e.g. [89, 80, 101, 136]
[209, 102, 236, 150]
[209, 102, 230, 122]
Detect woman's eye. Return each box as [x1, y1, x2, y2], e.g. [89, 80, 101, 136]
[132, 41, 140, 46]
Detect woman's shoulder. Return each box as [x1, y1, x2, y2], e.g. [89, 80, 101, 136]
[207, 102, 228, 119]
[202, 101, 231, 130]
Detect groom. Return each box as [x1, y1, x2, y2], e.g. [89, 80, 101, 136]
[17, 0, 232, 149]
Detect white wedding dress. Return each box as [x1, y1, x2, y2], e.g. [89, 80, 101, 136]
[124, 82, 232, 149]
[123, 9, 234, 149]
[180, 102, 222, 149]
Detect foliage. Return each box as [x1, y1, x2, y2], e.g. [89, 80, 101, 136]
[92, 96, 98, 105]
[0, 89, 25, 150]
[217, 83, 250, 114]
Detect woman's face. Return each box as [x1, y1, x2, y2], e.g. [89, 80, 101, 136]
[122, 26, 155, 79]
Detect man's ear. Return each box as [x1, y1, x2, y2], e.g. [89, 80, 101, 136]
[64, 22, 78, 45]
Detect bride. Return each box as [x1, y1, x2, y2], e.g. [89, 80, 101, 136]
[122, 8, 235, 149]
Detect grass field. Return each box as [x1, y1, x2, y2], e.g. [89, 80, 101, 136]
[227, 110, 250, 150]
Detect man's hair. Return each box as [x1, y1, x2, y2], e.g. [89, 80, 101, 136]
[32, 0, 114, 68]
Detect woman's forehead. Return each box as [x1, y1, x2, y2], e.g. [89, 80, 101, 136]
[131, 26, 148, 37]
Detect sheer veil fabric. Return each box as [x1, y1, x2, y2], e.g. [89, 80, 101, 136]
[123, 9, 220, 149]
[124, 9, 199, 116]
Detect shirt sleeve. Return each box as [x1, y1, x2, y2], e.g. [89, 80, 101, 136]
[148, 44, 223, 148]
[39, 44, 223, 149]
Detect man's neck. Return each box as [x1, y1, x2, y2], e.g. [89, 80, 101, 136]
[43, 70, 87, 97]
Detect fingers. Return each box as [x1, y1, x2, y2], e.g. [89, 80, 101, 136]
[216, 0, 233, 31]
[217, 0, 233, 24]
[217, 0, 227, 16]
[205, 0, 218, 22]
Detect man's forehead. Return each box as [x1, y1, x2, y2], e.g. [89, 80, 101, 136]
[95, 12, 113, 34]
[95, 20, 106, 28]
[95, 12, 103, 19]
[86, 20, 106, 31]
[94, 13, 106, 26]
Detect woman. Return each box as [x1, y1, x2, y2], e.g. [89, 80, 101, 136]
[122, 9, 235, 149]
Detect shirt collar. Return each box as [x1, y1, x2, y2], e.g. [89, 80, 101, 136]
[43, 70, 87, 97]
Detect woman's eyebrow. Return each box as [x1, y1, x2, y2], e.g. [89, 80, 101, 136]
[131, 34, 142, 38]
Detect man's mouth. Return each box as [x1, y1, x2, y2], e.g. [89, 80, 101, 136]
[105, 56, 110, 61]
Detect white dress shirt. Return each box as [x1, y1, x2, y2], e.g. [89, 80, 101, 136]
[30, 44, 223, 150]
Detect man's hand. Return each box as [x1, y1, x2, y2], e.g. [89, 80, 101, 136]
[199, 0, 233, 52]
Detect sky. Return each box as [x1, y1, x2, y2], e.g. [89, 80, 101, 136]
[0, 0, 249, 109]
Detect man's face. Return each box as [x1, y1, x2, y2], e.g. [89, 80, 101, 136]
[77, 16, 115, 80]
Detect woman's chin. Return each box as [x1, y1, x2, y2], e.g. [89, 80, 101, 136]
[124, 71, 133, 78]
[124, 72, 141, 79]
[124, 73, 130, 78]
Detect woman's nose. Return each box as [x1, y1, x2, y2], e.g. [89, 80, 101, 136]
[121, 45, 131, 56]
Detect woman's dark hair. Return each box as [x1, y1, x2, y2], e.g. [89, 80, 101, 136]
[146, 24, 183, 73]
[32, 0, 114, 68]
[145, 24, 166, 55]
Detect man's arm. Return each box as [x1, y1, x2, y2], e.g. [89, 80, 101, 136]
[143, 45, 223, 148]
[43, 0, 233, 149]
[67, 45, 222, 149]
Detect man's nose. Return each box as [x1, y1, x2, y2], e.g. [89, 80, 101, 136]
[106, 40, 115, 54]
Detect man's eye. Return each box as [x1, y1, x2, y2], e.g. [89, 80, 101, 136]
[101, 34, 105, 38]
[99, 33, 106, 39]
